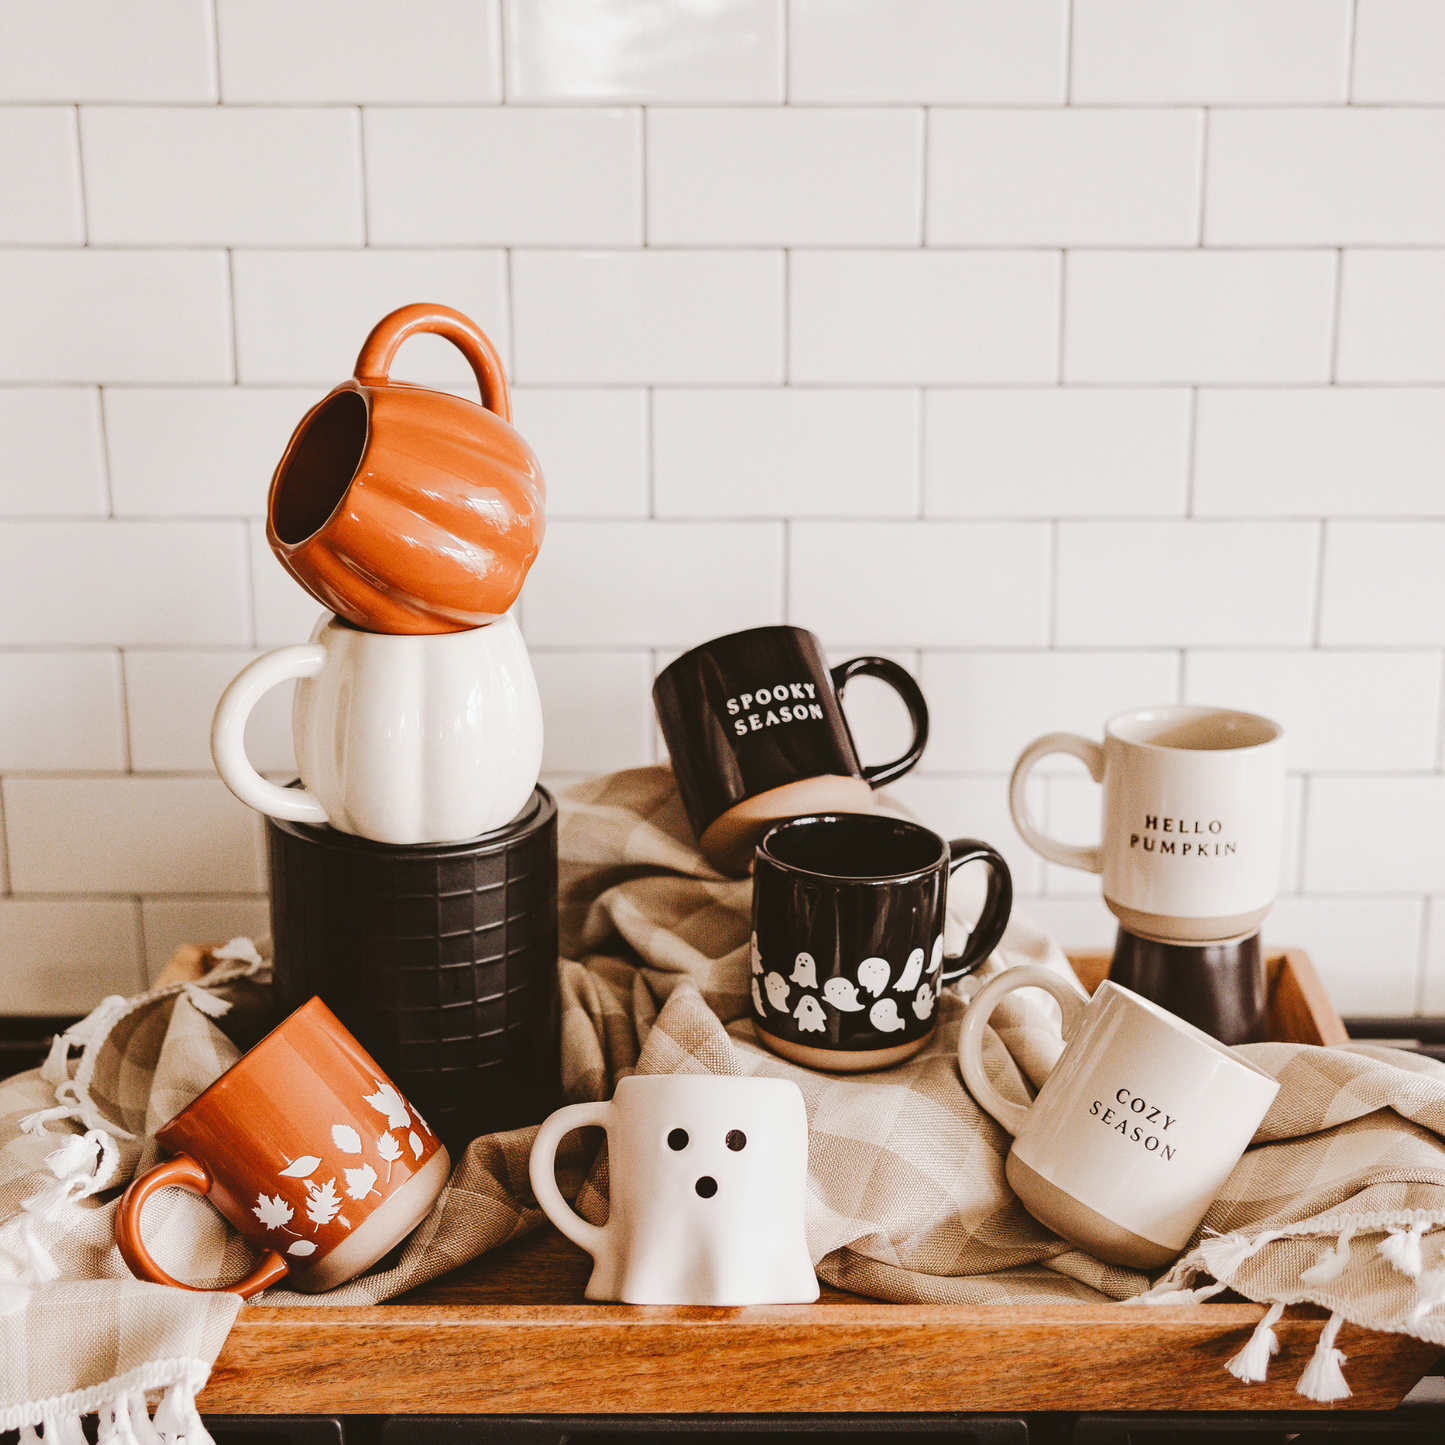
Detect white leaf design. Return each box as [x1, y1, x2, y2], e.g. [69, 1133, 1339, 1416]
[363, 1080, 410, 1130]
[408, 1130, 423, 1159]
[287, 1240, 317, 1257]
[251, 1192, 296, 1234]
[278, 1155, 321, 1179]
[377, 1131, 403, 1181]
[331, 1124, 362, 1154]
[304, 1177, 342, 1230]
[344, 1163, 379, 1200]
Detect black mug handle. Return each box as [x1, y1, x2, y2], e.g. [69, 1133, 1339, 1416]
[940, 839, 1013, 983]
[829, 656, 929, 788]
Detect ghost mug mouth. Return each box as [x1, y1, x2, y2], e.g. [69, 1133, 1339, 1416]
[749, 813, 1013, 1074]
[115, 996, 450, 1298]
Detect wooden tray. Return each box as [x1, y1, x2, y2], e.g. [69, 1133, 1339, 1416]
[199, 948, 1439, 1414]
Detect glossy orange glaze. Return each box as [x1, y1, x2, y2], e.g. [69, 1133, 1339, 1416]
[266, 303, 546, 635]
[115, 996, 442, 1296]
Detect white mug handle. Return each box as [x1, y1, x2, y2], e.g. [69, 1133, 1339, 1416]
[1008, 732, 1106, 873]
[957, 964, 1090, 1136]
[211, 644, 329, 824]
[528, 1100, 614, 1257]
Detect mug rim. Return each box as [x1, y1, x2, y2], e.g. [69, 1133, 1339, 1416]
[156, 993, 336, 1147]
[1093, 979, 1278, 1084]
[1104, 704, 1282, 754]
[757, 811, 949, 886]
[656, 623, 822, 685]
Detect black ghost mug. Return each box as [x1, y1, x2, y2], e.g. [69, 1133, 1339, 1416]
[653, 626, 928, 874]
[750, 813, 1013, 1072]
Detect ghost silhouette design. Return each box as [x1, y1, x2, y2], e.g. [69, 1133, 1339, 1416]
[790, 952, 817, 988]
[927, 935, 944, 974]
[793, 995, 827, 1032]
[750, 932, 763, 976]
[911, 983, 934, 1021]
[764, 972, 789, 1012]
[822, 976, 865, 1012]
[857, 956, 890, 997]
[529, 1074, 819, 1305]
[751, 976, 765, 1016]
[894, 947, 925, 992]
[870, 998, 906, 1032]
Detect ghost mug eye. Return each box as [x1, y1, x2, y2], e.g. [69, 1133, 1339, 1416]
[748, 812, 1012, 1074]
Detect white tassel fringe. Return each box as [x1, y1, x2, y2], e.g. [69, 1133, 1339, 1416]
[1296, 1310, 1351, 1402]
[1225, 1300, 1284, 1383]
[1299, 1225, 1357, 1286]
[1380, 1220, 1429, 1279]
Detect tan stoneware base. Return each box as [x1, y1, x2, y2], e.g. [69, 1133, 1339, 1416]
[755, 1027, 933, 1074]
[1106, 899, 1271, 946]
[699, 774, 876, 875]
[1006, 1151, 1177, 1270]
[289, 1146, 451, 1293]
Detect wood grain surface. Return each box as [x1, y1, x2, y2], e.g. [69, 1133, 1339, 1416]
[200, 948, 1435, 1413]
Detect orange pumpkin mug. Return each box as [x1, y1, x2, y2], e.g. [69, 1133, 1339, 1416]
[116, 997, 450, 1297]
[267, 302, 546, 635]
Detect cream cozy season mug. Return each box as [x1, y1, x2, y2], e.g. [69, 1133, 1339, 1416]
[1009, 706, 1284, 943]
[958, 965, 1278, 1268]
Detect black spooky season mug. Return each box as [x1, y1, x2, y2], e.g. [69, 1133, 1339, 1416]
[750, 813, 1013, 1072]
[653, 626, 928, 874]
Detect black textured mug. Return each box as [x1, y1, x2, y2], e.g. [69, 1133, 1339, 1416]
[750, 813, 1013, 1072]
[653, 626, 928, 874]
[1108, 925, 1266, 1046]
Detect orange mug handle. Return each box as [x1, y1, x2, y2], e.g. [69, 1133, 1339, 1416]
[116, 1153, 290, 1300]
[353, 302, 512, 422]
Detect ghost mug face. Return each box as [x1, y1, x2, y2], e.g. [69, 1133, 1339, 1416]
[749, 813, 1013, 1073]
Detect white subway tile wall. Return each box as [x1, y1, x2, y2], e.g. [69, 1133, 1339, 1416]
[0, 3, 1441, 1013]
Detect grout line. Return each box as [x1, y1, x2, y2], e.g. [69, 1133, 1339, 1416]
[208, 0, 222, 102]
[1063, 0, 1075, 105]
[781, 0, 790, 103]
[71, 105, 89, 245]
[95, 385, 115, 517]
[225, 248, 240, 383]
[494, 0, 508, 103]
[918, 107, 929, 246]
[356, 107, 370, 246]
[1310, 519, 1328, 647]
[639, 107, 649, 245]
[115, 649, 133, 772]
[1328, 248, 1345, 383]
[1196, 109, 1209, 247]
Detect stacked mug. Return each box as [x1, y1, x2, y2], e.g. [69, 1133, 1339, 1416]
[1009, 706, 1286, 1044]
[212, 304, 559, 1151]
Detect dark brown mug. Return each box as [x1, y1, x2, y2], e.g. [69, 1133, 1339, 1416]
[267, 303, 546, 636]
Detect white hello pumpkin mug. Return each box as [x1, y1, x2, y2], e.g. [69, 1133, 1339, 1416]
[1010, 706, 1284, 944]
[212, 612, 543, 846]
[529, 1075, 819, 1306]
[958, 965, 1279, 1269]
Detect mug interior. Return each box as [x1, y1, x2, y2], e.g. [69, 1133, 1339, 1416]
[1096, 980, 1277, 1082]
[1108, 706, 1280, 753]
[760, 812, 945, 882]
[272, 389, 370, 546]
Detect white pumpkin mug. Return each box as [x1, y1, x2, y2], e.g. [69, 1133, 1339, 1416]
[958, 965, 1279, 1268]
[212, 612, 543, 846]
[1010, 706, 1284, 944]
[529, 1075, 818, 1306]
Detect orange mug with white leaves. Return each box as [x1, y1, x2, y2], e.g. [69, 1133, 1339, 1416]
[266, 302, 546, 635]
[116, 997, 449, 1297]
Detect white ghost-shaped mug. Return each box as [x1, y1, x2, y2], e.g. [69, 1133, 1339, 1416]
[528, 1075, 819, 1306]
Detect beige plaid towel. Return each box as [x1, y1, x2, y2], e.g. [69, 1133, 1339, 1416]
[5, 765, 1445, 1422]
